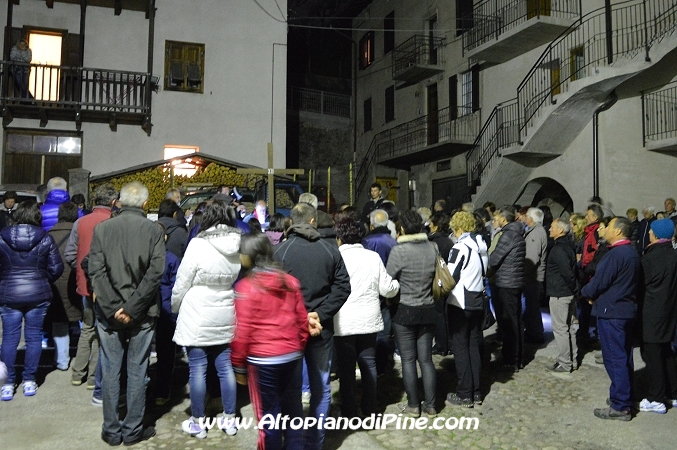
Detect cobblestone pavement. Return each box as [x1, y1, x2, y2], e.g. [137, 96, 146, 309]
[1, 329, 676, 450]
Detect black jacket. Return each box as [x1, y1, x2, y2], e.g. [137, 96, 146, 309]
[429, 232, 453, 263]
[545, 236, 578, 298]
[273, 223, 351, 337]
[158, 216, 188, 259]
[640, 241, 677, 343]
[361, 198, 384, 223]
[0, 224, 64, 307]
[489, 220, 526, 289]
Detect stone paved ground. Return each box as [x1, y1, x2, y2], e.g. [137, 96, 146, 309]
[1, 327, 676, 450]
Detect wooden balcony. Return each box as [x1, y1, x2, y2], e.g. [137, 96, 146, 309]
[1, 61, 152, 133]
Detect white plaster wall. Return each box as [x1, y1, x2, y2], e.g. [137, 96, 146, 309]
[2, 0, 287, 178]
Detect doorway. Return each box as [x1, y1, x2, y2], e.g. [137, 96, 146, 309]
[27, 32, 62, 101]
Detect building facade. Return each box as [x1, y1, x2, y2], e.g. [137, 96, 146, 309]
[0, 0, 287, 186]
[353, 0, 677, 216]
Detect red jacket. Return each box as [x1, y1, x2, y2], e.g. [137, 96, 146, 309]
[231, 270, 309, 370]
[74, 207, 111, 296]
[581, 223, 599, 269]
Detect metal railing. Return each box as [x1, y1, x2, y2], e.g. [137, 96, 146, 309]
[287, 86, 352, 118]
[356, 107, 480, 194]
[463, 0, 582, 54]
[1, 61, 150, 113]
[518, 0, 677, 135]
[466, 99, 520, 187]
[392, 35, 445, 79]
[643, 81, 677, 145]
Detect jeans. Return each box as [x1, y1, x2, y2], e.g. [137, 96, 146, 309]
[304, 335, 333, 450]
[12, 67, 31, 98]
[334, 333, 377, 416]
[53, 321, 79, 370]
[98, 320, 155, 444]
[72, 296, 99, 383]
[493, 287, 523, 366]
[522, 281, 544, 342]
[448, 306, 483, 400]
[597, 318, 634, 412]
[376, 304, 395, 375]
[549, 296, 577, 371]
[1, 301, 49, 384]
[248, 358, 304, 450]
[302, 359, 310, 394]
[154, 315, 176, 399]
[392, 322, 436, 410]
[187, 345, 236, 418]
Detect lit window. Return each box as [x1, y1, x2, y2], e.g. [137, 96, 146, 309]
[164, 145, 199, 177]
[359, 32, 374, 70]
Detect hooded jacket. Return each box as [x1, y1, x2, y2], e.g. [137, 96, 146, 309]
[273, 223, 351, 337]
[0, 224, 64, 306]
[157, 216, 188, 259]
[172, 224, 241, 346]
[333, 243, 399, 336]
[231, 269, 309, 370]
[41, 189, 73, 232]
[489, 220, 526, 289]
[447, 233, 489, 310]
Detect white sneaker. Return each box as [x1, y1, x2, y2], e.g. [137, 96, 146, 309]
[23, 381, 38, 397]
[393, 353, 401, 363]
[182, 417, 207, 439]
[671, 399, 677, 408]
[218, 413, 237, 436]
[639, 398, 667, 414]
[301, 391, 311, 405]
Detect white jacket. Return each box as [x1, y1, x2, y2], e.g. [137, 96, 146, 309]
[172, 225, 241, 347]
[333, 244, 399, 336]
[447, 233, 488, 310]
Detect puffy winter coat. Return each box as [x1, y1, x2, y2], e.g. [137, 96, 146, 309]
[172, 224, 241, 347]
[333, 244, 399, 336]
[489, 220, 526, 289]
[41, 189, 71, 232]
[0, 224, 64, 306]
[545, 235, 579, 298]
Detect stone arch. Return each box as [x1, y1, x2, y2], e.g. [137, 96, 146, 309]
[515, 177, 574, 219]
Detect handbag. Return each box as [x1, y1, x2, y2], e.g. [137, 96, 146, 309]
[464, 243, 496, 330]
[432, 243, 455, 302]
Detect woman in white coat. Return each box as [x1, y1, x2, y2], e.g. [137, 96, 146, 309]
[172, 200, 241, 439]
[333, 218, 399, 417]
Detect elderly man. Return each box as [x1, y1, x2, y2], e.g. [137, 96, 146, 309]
[89, 182, 165, 445]
[523, 207, 547, 344]
[273, 202, 350, 450]
[546, 219, 579, 372]
[637, 206, 656, 254]
[488, 205, 526, 372]
[582, 217, 640, 421]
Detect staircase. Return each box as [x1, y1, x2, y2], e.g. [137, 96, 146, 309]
[467, 0, 677, 206]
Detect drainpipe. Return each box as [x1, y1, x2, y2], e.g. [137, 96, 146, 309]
[592, 91, 618, 198]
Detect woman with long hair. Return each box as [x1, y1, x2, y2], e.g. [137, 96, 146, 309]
[386, 210, 438, 417]
[172, 200, 240, 438]
[0, 201, 63, 400]
[231, 232, 310, 449]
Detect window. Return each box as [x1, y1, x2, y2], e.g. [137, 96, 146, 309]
[164, 40, 205, 93]
[359, 32, 374, 70]
[570, 46, 585, 81]
[164, 145, 199, 177]
[460, 65, 480, 115]
[385, 86, 395, 123]
[456, 0, 474, 37]
[384, 12, 395, 55]
[364, 97, 372, 132]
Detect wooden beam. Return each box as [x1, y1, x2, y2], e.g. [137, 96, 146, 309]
[39, 109, 48, 128]
[79, 0, 86, 67]
[46, 0, 54, 9]
[114, 0, 121, 16]
[109, 112, 117, 131]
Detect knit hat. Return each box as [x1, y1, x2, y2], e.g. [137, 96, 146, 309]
[650, 218, 674, 239]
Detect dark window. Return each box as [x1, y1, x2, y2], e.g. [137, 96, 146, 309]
[456, 0, 474, 37]
[364, 97, 372, 132]
[359, 32, 374, 69]
[449, 75, 458, 120]
[460, 65, 480, 115]
[384, 12, 395, 55]
[385, 86, 395, 123]
[164, 40, 205, 93]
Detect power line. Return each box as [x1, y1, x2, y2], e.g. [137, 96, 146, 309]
[289, 23, 456, 33]
[252, 0, 287, 23]
[272, 0, 287, 21]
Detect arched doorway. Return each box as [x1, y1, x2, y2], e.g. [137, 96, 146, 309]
[515, 177, 574, 219]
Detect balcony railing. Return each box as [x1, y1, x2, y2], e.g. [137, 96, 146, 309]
[356, 107, 480, 194]
[466, 99, 520, 188]
[643, 81, 677, 145]
[1, 61, 150, 114]
[392, 35, 445, 80]
[463, 0, 582, 54]
[287, 86, 352, 118]
[518, 0, 677, 135]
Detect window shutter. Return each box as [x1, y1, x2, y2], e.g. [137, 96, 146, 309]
[471, 65, 480, 112]
[449, 75, 458, 120]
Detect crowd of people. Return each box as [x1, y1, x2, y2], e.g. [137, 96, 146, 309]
[1, 178, 677, 449]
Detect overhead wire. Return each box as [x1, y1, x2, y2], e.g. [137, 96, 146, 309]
[252, 0, 287, 23]
[272, 0, 287, 21]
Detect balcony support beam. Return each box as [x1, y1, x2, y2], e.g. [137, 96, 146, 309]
[109, 112, 117, 132]
[114, 0, 122, 16]
[39, 109, 48, 128]
[79, 0, 86, 67]
[46, 0, 54, 8]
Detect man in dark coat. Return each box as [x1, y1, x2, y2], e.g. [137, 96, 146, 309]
[488, 205, 526, 371]
[582, 217, 640, 421]
[638, 219, 677, 414]
[157, 199, 188, 259]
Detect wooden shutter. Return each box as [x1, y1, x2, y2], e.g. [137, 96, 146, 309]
[449, 75, 458, 119]
[471, 65, 480, 112]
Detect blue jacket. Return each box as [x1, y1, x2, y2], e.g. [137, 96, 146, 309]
[0, 224, 64, 306]
[362, 226, 397, 266]
[41, 189, 83, 231]
[160, 250, 179, 320]
[581, 240, 640, 319]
